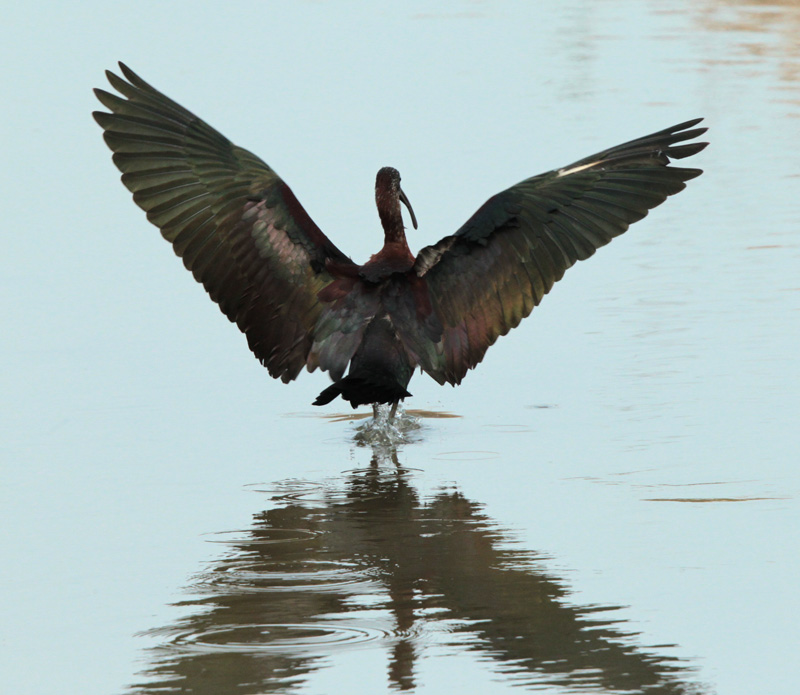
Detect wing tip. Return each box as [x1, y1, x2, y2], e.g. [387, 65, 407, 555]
[100, 62, 154, 102]
[674, 116, 704, 130]
[667, 140, 709, 161]
[679, 166, 704, 181]
[117, 61, 141, 85]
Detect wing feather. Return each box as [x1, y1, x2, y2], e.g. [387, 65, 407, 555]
[94, 63, 355, 382]
[414, 119, 708, 384]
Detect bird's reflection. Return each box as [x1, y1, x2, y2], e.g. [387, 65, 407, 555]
[129, 438, 696, 694]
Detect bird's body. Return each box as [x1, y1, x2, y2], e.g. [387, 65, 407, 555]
[94, 64, 707, 412]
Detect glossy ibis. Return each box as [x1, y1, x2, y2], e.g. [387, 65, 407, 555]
[94, 63, 707, 416]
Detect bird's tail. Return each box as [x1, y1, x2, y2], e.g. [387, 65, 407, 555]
[313, 370, 412, 409]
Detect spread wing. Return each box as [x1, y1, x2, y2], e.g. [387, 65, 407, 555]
[413, 119, 708, 385]
[93, 62, 355, 382]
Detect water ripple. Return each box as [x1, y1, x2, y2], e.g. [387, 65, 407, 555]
[199, 560, 377, 593]
[244, 479, 333, 505]
[171, 622, 390, 654]
[202, 528, 323, 545]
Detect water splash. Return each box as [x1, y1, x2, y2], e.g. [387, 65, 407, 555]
[353, 404, 422, 449]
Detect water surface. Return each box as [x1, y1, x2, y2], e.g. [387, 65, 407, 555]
[2, 2, 798, 694]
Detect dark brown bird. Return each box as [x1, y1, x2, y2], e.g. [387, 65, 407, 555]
[94, 63, 707, 416]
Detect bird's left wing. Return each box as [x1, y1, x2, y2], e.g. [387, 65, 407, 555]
[413, 119, 708, 385]
[93, 63, 355, 382]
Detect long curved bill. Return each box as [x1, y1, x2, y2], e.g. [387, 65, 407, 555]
[399, 187, 418, 230]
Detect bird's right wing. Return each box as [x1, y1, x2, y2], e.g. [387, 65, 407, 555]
[94, 63, 356, 382]
[413, 119, 708, 385]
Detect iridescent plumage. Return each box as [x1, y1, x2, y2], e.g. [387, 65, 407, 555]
[94, 63, 707, 410]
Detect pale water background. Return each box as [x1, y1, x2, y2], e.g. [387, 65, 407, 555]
[2, 2, 799, 694]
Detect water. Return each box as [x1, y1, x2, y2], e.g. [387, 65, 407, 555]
[132, 442, 694, 694]
[2, 2, 799, 694]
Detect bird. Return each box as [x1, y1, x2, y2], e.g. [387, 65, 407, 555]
[94, 63, 707, 418]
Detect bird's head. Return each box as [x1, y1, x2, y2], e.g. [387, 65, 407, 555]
[375, 166, 417, 230]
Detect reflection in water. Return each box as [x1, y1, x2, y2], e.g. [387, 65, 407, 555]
[692, 0, 800, 92]
[129, 444, 699, 693]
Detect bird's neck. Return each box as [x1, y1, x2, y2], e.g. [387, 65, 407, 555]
[377, 191, 407, 245]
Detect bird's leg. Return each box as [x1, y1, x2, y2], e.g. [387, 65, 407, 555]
[372, 403, 380, 420]
[389, 401, 399, 422]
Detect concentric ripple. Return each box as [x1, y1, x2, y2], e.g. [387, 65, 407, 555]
[171, 622, 390, 654]
[200, 560, 378, 594]
[244, 479, 333, 505]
